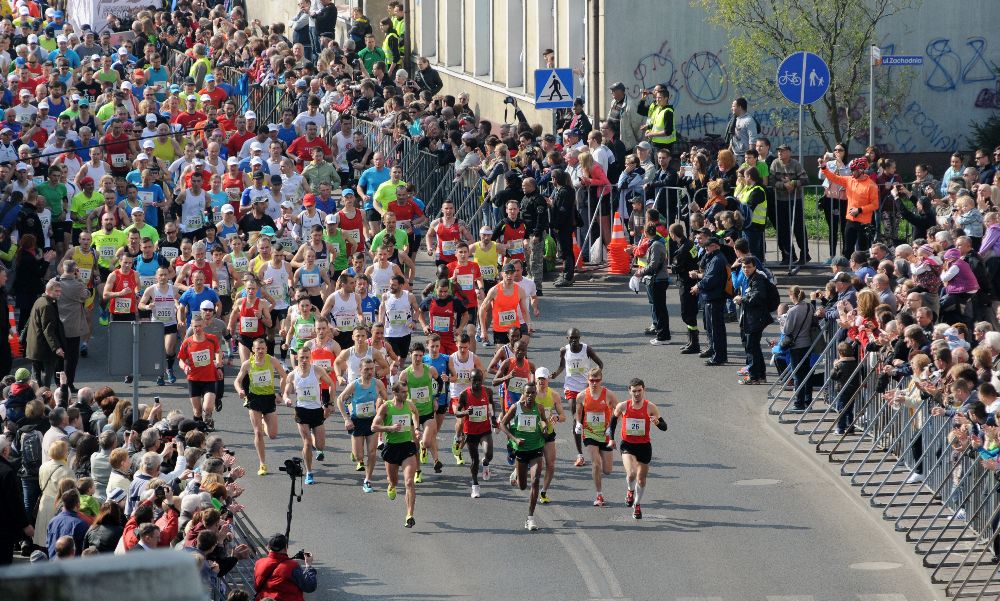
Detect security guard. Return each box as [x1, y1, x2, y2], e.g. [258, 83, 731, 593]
[639, 84, 676, 153]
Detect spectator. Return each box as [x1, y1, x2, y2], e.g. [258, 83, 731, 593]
[254, 533, 318, 601]
[734, 256, 774, 384]
[772, 144, 809, 264]
[692, 236, 729, 366]
[83, 498, 125, 553]
[638, 222, 671, 345]
[606, 82, 644, 151]
[25, 279, 67, 387]
[33, 438, 71, 551]
[726, 97, 757, 155]
[0, 433, 32, 564]
[45, 488, 88, 557]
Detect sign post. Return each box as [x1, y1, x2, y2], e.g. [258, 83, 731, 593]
[534, 68, 575, 110]
[109, 321, 165, 426]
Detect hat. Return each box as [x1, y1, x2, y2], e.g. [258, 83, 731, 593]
[130, 207, 144, 215]
[268, 533, 288, 552]
[565, 128, 581, 137]
[636, 141, 652, 150]
[303, 194, 315, 207]
[169, 84, 181, 93]
[199, 300, 216, 310]
[193, 159, 204, 167]
[479, 226, 493, 235]
[29, 550, 48, 563]
[107, 487, 127, 503]
[56, 34, 67, 44]
[295, 78, 308, 88]
[14, 57, 25, 66]
[270, 174, 283, 185]
[944, 247, 961, 261]
[325, 213, 338, 224]
[0, 128, 11, 136]
[199, 94, 210, 102]
[142, 140, 154, 149]
[70, 93, 80, 101]
[250, 157, 263, 166]
[226, 157, 239, 165]
[204, 74, 215, 82]
[245, 110, 257, 120]
[27, 34, 37, 43]
[341, 189, 355, 197]
[17, 6, 28, 15]
[117, 46, 128, 55]
[267, 123, 279, 132]
[776, 143, 792, 151]
[145, 113, 157, 122]
[37, 102, 49, 110]
[609, 81, 626, 92]
[78, 99, 89, 107]
[260, 226, 276, 236]
[79, 176, 94, 185]
[186, 94, 197, 101]
[120, 81, 132, 91]
[502, 262, 516, 273]
[14, 367, 30, 382]
[917, 244, 935, 256]
[831, 272, 853, 284]
[90, 53, 100, 62]
[18, 89, 29, 97]
[849, 156, 869, 171]
[280, 200, 293, 209]
[136, 153, 149, 161]
[133, 69, 146, 78]
[15, 162, 28, 171]
[250, 141, 263, 152]
[830, 255, 850, 268]
[535, 366, 551, 379]
[52, 10, 63, 18]
[221, 204, 234, 213]
[252, 170, 265, 179]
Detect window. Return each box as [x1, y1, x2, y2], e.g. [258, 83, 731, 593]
[529, 0, 555, 95]
[418, 0, 438, 58]
[506, 0, 524, 88]
[440, 0, 462, 66]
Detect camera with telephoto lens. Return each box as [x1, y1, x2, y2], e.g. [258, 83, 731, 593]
[503, 96, 515, 105]
[279, 457, 304, 477]
[291, 549, 308, 560]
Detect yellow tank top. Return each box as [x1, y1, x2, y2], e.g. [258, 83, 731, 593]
[72, 247, 97, 288]
[536, 387, 559, 434]
[152, 138, 176, 163]
[472, 241, 500, 281]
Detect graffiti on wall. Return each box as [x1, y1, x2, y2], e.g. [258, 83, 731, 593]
[924, 37, 996, 92]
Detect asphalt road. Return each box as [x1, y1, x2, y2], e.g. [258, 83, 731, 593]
[68, 263, 944, 601]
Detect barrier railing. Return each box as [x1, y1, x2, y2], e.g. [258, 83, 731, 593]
[218, 509, 268, 598]
[575, 183, 614, 266]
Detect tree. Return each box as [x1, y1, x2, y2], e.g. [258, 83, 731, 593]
[695, 0, 920, 152]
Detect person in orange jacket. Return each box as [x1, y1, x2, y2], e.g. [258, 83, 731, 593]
[819, 155, 879, 255]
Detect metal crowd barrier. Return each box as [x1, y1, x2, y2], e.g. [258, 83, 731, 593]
[574, 183, 614, 266]
[218, 509, 269, 598]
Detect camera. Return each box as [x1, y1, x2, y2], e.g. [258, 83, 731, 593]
[279, 457, 304, 477]
[503, 96, 515, 105]
[224, 449, 235, 457]
[291, 549, 310, 560]
[154, 485, 169, 502]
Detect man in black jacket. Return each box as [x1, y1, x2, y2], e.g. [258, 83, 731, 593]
[668, 223, 701, 354]
[734, 257, 773, 384]
[0, 435, 32, 564]
[550, 170, 577, 287]
[643, 148, 680, 224]
[691, 237, 729, 365]
[520, 178, 549, 294]
[0, 268, 9, 377]
[312, 0, 338, 62]
[414, 57, 443, 95]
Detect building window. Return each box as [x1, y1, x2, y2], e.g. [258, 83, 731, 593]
[440, 0, 462, 66]
[418, 0, 437, 58]
[506, 0, 524, 88]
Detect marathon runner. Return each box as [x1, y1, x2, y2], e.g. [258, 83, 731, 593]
[448, 333, 483, 465]
[424, 334, 452, 434]
[379, 274, 420, 360]
[576, 368, 618, 506]
[321, 272, 363, 351]
[533, 367, 565, 504]
[281, 345, 337, 485]
[227, 273, 274, 364]
[372, 381, 420, 528]
[498, 381, 549, 531]
[136, 267, 180, 385]
[103, 253, 139, 324]
[613, 377, 668, 520]
[334, 326, 391, 388]
[417, 278, 468, 356]
[177, 314, 224, 430]
[337, 357, 387, 494]
[471, 226, 503, 339]
[493, 340, 535, 464]
[454, 368, 494, 498]
[426, 199, 473, 267]
[552, 328, 604, 467]
[478, 261, 533, 346]
[398, 342, 441, 480]
[233, 337, 288, 476]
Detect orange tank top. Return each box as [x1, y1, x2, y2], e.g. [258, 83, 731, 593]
[491, 283, 521, 333]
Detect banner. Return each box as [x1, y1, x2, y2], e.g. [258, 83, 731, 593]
[66, 0, 147, 33]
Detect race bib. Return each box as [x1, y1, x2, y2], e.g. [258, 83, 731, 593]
[456, 370, 472, 384]
[469, 405, 487, 422]
[363, 311, 375, 326]
[517, 413, 537, 431]
[498, 310, 516, 327]
[302, 273, 320, 288]
[568, 360, 586, 376]
[225, 187, 241, 201]
[241, 316, 259, 333]
[216, 279, 230, 296]
[313, 358, 332, 371]
[388, 310, 408, 326]
[78, 268, 92, 283]
[410, 386, 429, 401]
[345, 229, 361, 244]
[431, 315, 450, 332]
[392, 413, 411, 428]
[509, 377, 528, 394]
[441, 240, 456, 256]
[296, 323, 315, 339]
[232, 256, 249, 272]
[335, 314, 358, 330]
[160, 247, 179, 260]
[378, 284, 391, 297]
[298, 385, 318, 403]
[138, 191, 154, 206]
[265, 284, 283, 301]
[184, 214, 202, 231]
[479, 264, 497, 280]
[113, 297, 131, 313]
[191, 349, 211, 367]
[277, 237, 294, 252]
[111, 153, 127, 168]
[586, 411, 606, 427]
[625, 417, 646, 437]
[396, 219, 410, 232]
[507, 239, 524, 255]
[354, 400, 375, 418]
[456, 274, 474, 291]
[315, 258, 329, 272]
[252, 370, 272, 386]
[139, 275, 156, 290]
[98, 245, 116, 259]
[154, 306, 174, 322]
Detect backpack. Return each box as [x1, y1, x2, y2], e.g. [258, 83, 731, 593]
[18, 428, 43, 477]
[722, 263, 735, 298]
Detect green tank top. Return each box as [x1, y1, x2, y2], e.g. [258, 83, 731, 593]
[383, 401, 414, 444]
[513, 402, 544, 451]
[292, 315, 317, 352]
[324, 231, 348, 271]
[247, 354, 275, 395]
[404, 364, 434, 416]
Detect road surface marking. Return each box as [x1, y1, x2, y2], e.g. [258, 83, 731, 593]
[850, 562, 903, 571]
[734, 478, 782, 486]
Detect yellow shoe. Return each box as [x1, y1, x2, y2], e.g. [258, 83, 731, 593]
[355, 462, 365, 472]
[419, 446, 428, 464]
[387, 485, 397, 500]
[414, 470, 423, 484]
[539, 491, 550, 504]
[257, 464, 267, 476]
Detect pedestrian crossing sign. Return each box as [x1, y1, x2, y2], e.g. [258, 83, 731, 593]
[534, 68, 574, 109]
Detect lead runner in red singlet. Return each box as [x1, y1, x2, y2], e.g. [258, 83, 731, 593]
[613, 377, 667, 520]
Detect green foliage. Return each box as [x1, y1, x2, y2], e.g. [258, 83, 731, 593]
[969, 114, 1000, 152]
[695, 0, 919, 153]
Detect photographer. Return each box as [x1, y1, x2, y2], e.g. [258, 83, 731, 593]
[254, 533, 317, 601]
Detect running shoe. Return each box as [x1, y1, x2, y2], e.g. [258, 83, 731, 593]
[509, 471, 517, 487]
[156, 375, 165, 386]
[626, 489, 635, 507]
[471, 485, 481, 498]
[451, 441, 461, 456]
[362, 480, 374, 494]
[351, 452, 357, 463]
[481, 338, 492, 348]
[525, 516, 538, 531]
[167, 369, 177, 384]
[633, 504, 642, 520]
[387, 485, 397, 500]
[419, 446, 428, 464]
[258, 464, 267, 476]
[414, 470, 423, 484]
[433, 460, 443, 473]
[593, 494, 605, 507]
[99, 309, 110, 326]
[405, 515, 415, 528]
[305, 472, 315, 485]
[736, 366, 750, 376]
[482, 466, 491, 481]
[215, 397, 223, 412]
[205, 417, 215, 431]
[355, 461, 365, 472]
[316, 450, 325, 462]
[539, 491, 550, 504]
[574, 455, 586, 467]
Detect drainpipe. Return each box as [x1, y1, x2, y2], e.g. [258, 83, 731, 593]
[590, 0, 600, 123]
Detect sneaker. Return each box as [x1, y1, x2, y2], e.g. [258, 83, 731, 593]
[539, 491, 550, 504]
[905, 472, 924, 485]
[419, 446, 428, 464]
[387, 485, 397, 500]
[649, 338, 671, 346]
[433, 460, 443, 474]
[166, 369, 177, 384]
[955, 508, 967, 521]
[482, 466, 491, 481]
[536, 288, 543, 297]
[414, 470, 423, 484]
[316, 450, 325, 461]
[574, 455, 586, 467]
[481, 338, 492, 348]
[451, 441, 461, 456]
[471, 485, 481, 498]
[736, 366, 750, 376]
[525, 516, 538, 531]
[156, 375, 165, 386]
[80, 343, 88, 358]
[123, 375, 133, 384]
[257, 464, 267, 476]
[351, 452, 357, 463]
[405, 515, 415, 528]
[204, 417, 215, 431]
[510, 471, 518, 487]
[553, 277, 573, 288]
[305, 472, 315, 485]
[99, 309, 110, 326]
[456, 455, 466, 466]
[355, 462, 365, 472]
[215, 397, 223, 412]
[633, 504, 643, 520]
[593, 494, 605, 507]
[626, 489, 635, 507]
[362, 480, 374, 494]
[506, 446, 515, 465]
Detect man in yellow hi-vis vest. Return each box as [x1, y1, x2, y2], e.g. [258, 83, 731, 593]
[739, 168, 768, 260]
[379, 18, 402, 76]
[638, 84, 676, 153]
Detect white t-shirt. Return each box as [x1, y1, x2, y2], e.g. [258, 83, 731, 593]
[515, 276, 536, 323]
[332, 130, 353, 171]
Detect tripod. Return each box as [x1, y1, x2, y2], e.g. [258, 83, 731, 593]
[281, 458, 304, 540]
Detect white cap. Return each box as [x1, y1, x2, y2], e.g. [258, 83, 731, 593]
[199, 94, 210, 101]
[136, 153, 149, 161]
[245, 110, 256, 120]
[15, 162, 28, 171]
[145, 113, 157, 122]
[250, 141, 263, 152]
[37, 102, 48, 109]
[130, 207, 144, 215]
[186, 94, 197, 101]
[56, 35, 67, 44]
[120, 81, 132, 91]
[90, 54, 100, 62]
[221, 204, 234, 213]
[534, 366, 551, 379]
[18, 89, 29, 97]
[70, 93, 80, 101]
[117, 47, 128, 55]
[199, 300, 216, 310]
[226, 157, 239, 165]
[17, 6, 28, 15]
[267, 123, 278, 132]
[142, 140, 155, 148]
[27, 34, 37, 43]
[250, 157, 262, 165]
[280, 200, 294, 209]
[325, 213, 338, 224]
[193, 159, 204, 167]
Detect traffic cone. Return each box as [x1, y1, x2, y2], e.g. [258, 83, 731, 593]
[8, 303, 20, 358]
[607, 212, 631, 275]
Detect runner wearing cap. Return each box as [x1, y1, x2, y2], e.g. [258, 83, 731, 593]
[613, 377, 668, 520]
[478, 261, 533, 346]
[321, 213, 349, 280]
[138, 267, 181, 385]
[234, 337, 288, 476]
[533, 366, 565, 503]
[498, 381, 549, 531]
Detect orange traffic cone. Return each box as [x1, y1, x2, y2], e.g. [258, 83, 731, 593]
[8, 303, 20, 358]
[607, 212, 631, 275]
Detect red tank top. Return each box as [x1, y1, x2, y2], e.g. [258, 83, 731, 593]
[461, 386, 492, 435]
[109, 269, 138, 314]
[448, 261, 480, 308]
[582, 386, 612, 442]
[221, 173, 244, 217]
[427, 297, 456, 339]
[620, 399, 651, 444]
[103, 133, 131, 172]
[435, 220, 461, 263]
[238, 296, 263, 336]
[500, 221, 526, 261]
[337, 208, 365, 251]
[503, 358, 532, 404]
[310, 345, 336, 390]
[491, 283, 521, 332]
[185, 260, 215, 287]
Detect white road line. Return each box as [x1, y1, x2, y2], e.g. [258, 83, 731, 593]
[857, 595, 909, 601]
[538, 504, 626, 599]
[766, 596, 816, 601]
[676, 597, 724, 601]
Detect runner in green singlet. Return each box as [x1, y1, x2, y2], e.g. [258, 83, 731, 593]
[234, 337, 288, 476]
[399, 342, 440, 482]
[372, 381, 420, 528]
[499, 381, 549, 531]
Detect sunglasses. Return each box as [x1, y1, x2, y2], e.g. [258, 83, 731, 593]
[588, 377, 602, 382]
